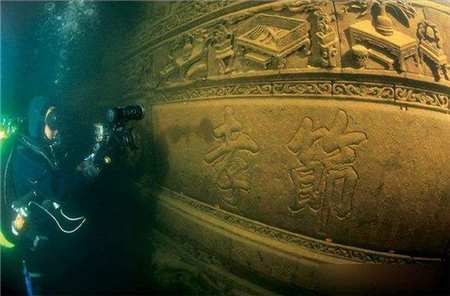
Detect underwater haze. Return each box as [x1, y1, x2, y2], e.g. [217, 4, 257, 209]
[1, 2, 159, 295]
[1, 1, 145, 116]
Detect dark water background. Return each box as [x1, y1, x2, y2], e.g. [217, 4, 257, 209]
[2, 1, 145, 116]
[1, 2, 160, 295]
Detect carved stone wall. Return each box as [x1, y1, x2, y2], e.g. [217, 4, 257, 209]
[101, 1, 450, 294]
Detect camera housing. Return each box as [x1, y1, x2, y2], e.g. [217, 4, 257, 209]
[106, 104, 145, 124]
[89, 104, 146, 168]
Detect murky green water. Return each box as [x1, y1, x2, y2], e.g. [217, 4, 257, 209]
[1, 2, 157, 295]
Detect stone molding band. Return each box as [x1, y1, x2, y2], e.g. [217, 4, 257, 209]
[139, 182, 442, 265]
[144, 79, 450, 115]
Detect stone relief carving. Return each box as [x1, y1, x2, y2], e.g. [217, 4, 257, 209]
[348, 1, 419, 72]
[315, 10, 338, 67]
[417, 20, 450, 81]
[226, 1, 338, 70]
[395, 86, 449, 108]
[351, 44, 371, 68]
[208, 23, 235, 76]
[159, 31, 209, 83]
[112, 0, 450, 91]
[135, 1, 450, 89]
[138, 51, 158, 91]
[149, 80, 450, 115]
[273, 81, 332, 96]
[235, 14, 311, 69]
[341, 1, 416, 28]
[348, 22, 419, 72]
[105, 4, 450, 291]
[344, 1, 419, 72]
[287, 110, 368, 234]
[157, 23, 238, 84]
[151, 84, 273, 103]
[146, 1, 345, 86]
[332, 82, 395, 101]
[118, 1, 238, 59]
[205, 107, 260, 207]
[273, 0, 329, 14]
[145, 0, 450, 84]
[223, 1, 329, 26]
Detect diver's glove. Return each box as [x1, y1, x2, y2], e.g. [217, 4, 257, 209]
[78, 155, 100, 179]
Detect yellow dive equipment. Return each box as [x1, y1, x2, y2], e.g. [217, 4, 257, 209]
[0, 230, 15, 248]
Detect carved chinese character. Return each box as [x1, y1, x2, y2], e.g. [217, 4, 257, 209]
[287, 110, 367, 234]
[205, 107, 260, 207]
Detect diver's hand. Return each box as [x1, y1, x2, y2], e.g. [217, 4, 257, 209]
[78, 156, 100, 179]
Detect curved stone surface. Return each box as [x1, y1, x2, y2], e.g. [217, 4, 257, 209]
[102, 1, 450, 293]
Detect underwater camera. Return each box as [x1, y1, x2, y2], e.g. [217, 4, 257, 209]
[106, 104, 145, 123]
[90, 104, 145, 167]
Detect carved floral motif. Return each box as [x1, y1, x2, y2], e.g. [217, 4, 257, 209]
[151, 84, 273, 103]
[395, 86, 449, 108]
[332, 82, 395, 100]
[148, 81, 450, 114]
[273, 82, 332, 96]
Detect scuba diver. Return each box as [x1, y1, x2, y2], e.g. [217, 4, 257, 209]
[1, 96, 101, 295]
[1, 96, 145, 295]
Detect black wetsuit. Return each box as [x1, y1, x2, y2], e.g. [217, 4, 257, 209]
[4, 134, 93, 295]
[1, 97, 96, 295]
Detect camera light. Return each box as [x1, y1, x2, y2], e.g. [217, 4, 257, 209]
[104, 156, 112, 164]
[14, 215, 26, 230]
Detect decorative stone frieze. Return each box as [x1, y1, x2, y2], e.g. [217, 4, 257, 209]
[102, 1, 450, 293]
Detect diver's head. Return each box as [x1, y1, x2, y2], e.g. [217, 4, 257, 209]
[28, 96, 63, 140]
[27, 96, 69, 161]
[28, 96, 54, 140]
[44, 106, 59, 141]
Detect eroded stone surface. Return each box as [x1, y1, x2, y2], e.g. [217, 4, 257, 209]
[102, 1, 450, 293]
[152, 98, 450, 255]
